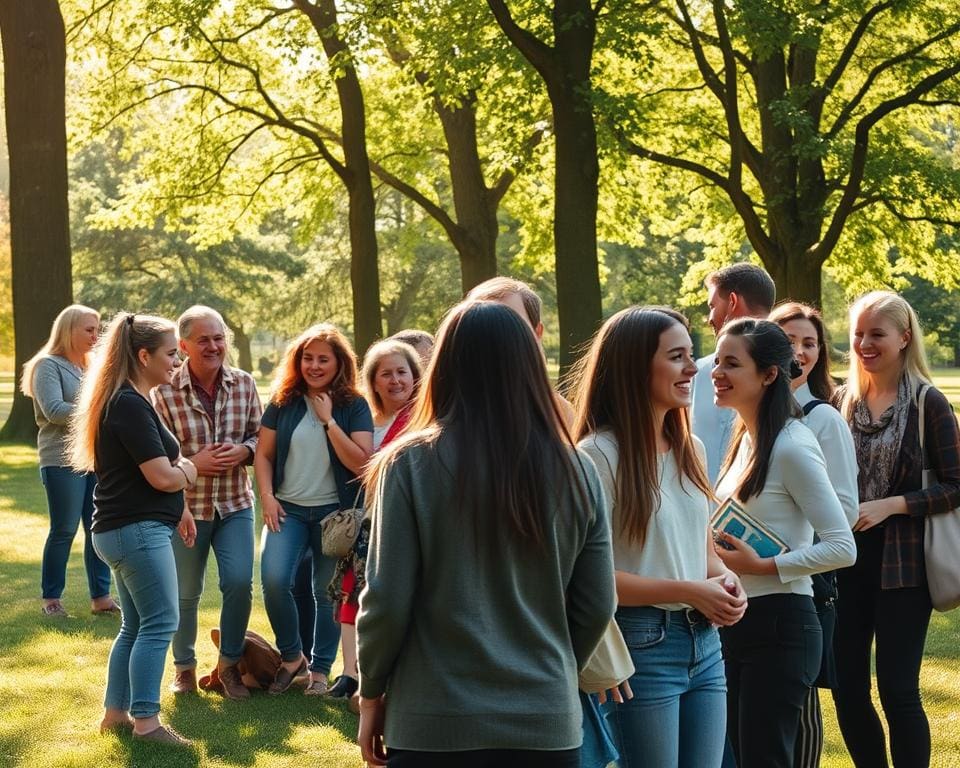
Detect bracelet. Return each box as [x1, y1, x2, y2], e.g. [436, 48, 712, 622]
[324, 417, 337, 430]
[176, 464, 192, 489]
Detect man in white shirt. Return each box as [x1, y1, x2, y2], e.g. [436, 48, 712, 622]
[690, 263, 776, 483]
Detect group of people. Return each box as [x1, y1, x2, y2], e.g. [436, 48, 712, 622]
[21, 268, 960, 767]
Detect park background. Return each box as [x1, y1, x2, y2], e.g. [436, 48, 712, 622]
[1, 1, 960, 766]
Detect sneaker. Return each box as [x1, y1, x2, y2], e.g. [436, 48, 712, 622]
[170, 668, 197, 694]
[132, 725, 192, 747]
[326, 675, 359, 698]
[41, 601, 68, 617]
[218, 663, 250, 701]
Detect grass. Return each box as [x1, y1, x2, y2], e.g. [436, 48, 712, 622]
[1, 372, 960, 766]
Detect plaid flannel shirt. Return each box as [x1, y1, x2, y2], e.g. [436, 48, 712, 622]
[152, 362, 262, 520]
[849, 384, 960, 590]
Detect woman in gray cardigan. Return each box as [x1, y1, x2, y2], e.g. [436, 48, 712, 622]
[21, 304, 115, 617]
[357, 301, 615, 768]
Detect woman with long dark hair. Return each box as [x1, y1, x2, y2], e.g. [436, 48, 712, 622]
[769, 301, 859, 768]
[70, 312, 198, 745]
[712, 319, 855, 768]
[572, 306, 746, 768]
[356, 301, 615, 767]
[834, 292, 960, 767]
[254, 324, 373, 696]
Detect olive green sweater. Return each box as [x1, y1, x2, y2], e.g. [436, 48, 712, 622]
[357, 436, 615, 752]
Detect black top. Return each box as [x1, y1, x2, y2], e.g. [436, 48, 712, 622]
[92, 384, 184, 533]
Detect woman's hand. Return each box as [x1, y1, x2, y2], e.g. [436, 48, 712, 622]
[262, 495, 286, 533]
[357, 695, 388, 767]
[714, 532, 777, 577]
[597, 679, 634, 705]
[854, 496, 906, 532]
[686, 574, 748, 626]
[310, 392, 334, 425]
[178, 508, 197, 548]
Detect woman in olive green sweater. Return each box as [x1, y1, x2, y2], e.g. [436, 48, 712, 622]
[356, 300, 616, 768]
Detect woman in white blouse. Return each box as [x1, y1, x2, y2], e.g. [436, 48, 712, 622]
[770, 301, 858, 768]
[573, 306, 747, 768]
[712, 318, 856, 768]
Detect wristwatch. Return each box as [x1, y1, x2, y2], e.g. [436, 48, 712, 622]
[324, 417, 337, 430]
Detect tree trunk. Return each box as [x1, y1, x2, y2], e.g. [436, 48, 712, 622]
[230, 323, 253, 372]
[308, 0, 382, 354]
[765, 248, 824, 309]
[436, 97, 499, 292]
[550, 0, 602, 373]
[0, 1, 72, 441]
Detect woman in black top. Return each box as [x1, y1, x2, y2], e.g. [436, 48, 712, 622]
[69, 313, 198, 746]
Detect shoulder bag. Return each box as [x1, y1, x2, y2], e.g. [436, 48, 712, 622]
[320, 486, 365, 559]
[918, 386, 960, 612]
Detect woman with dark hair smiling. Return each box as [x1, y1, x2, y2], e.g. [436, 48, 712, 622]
[712, 318, 855, 768]
[769, 302, 858, 768]
[356, 301, 614, 767]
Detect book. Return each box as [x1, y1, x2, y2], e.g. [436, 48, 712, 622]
[711, 496, 789, 558]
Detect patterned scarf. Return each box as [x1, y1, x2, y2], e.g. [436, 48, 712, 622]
[850, 374, 913, 503]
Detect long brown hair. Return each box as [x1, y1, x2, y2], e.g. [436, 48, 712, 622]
[68, 312, 176, 472]
[769, 301, 835, 401]
[571, 306, 712, 547]
[367, 300, 590, 550]
[269, 324, 362, 407]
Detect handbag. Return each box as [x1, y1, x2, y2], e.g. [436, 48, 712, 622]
[578, 619, 635, 694]
[918, 386, 960, 612]
[320, 486, 365, 559]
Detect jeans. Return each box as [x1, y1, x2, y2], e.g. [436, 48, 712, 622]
[40, 466, 111, 600]
[171, 507, 254, 668]
[581, 690, 619, 768]
[721, 594, 822, 768]
[293, 548, 315, 659]
[92, 520, 179, 718]
[387, 749, 581, 767]
[260, 500, 340, 673]
[605, 606, 727, 768]
[833, 528, 932, 768]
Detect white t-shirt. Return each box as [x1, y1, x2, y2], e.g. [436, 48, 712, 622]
[579, 430, 710, 610]
[276, 406, 339, 506]
[715, 419, 856, 598]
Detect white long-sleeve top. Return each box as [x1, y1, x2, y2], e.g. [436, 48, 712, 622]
[794, 383, 859, 527]
[715, 419, 857, 598]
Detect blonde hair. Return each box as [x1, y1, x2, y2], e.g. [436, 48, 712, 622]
[362, 339, 422, 418]
[841, 291, 931, 419]
[68, 312, 176, 472]
[20, 304, 100, 398]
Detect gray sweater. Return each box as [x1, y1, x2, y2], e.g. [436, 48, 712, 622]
[357, 436, 615, 752]
[31, 356, 83, 468]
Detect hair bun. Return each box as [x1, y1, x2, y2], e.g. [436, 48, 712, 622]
[789, 359, 803, 379]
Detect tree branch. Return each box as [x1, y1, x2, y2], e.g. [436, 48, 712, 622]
[486, 0, 556, 81]
[489, 124, 548, 205]
[821, 1, 897, 94]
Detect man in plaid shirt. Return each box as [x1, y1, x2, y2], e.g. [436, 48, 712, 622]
[152, 306, 262, 700]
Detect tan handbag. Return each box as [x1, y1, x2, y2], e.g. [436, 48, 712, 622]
[578, 619, 635, 694]
[918, 386, 960, 612]
[320, 487, 365, 559]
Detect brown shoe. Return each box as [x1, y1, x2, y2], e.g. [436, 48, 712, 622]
[218, 663, 250, 701]
[268, 657, 307, 695]
[133, 725, 192, 747]
[170, 668, 197, 694]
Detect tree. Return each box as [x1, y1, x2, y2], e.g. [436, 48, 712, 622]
[0, 0, 72, 440]
[607, 0, 960, 306]
[488, 0, 603, 372]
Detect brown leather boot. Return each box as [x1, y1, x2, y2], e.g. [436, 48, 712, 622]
[218, 662, 250, 701]
[170, 668, 197, 694]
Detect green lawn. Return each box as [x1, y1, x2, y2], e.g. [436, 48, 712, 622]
[1, 373, 960, 767]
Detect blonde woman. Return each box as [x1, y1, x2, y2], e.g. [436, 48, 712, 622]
[70, 312, 198, 745]
[834, 292, 960, 767]
[21, 304, 117, 617]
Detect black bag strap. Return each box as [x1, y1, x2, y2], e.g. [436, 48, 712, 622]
[802, 399, 829, 417]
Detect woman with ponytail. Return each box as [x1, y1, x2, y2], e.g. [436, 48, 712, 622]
[70, 313, 198, 746]
[711, 319, 855, 768]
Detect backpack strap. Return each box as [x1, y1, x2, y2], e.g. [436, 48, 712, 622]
[802, 399, 829, 417]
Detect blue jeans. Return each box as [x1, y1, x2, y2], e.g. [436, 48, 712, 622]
[605, 606, 727, 768]
[92, 521, 179, 718]
[172, 507, 254, 668]
[40, 466, 111, 600]
[581, 690, 619, 768]
[260, 501, 340, 673]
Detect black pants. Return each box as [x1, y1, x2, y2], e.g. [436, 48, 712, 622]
[721, 594, 822, 768]
[833, 528, 932, 768]
[387, 748, 580, 767]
